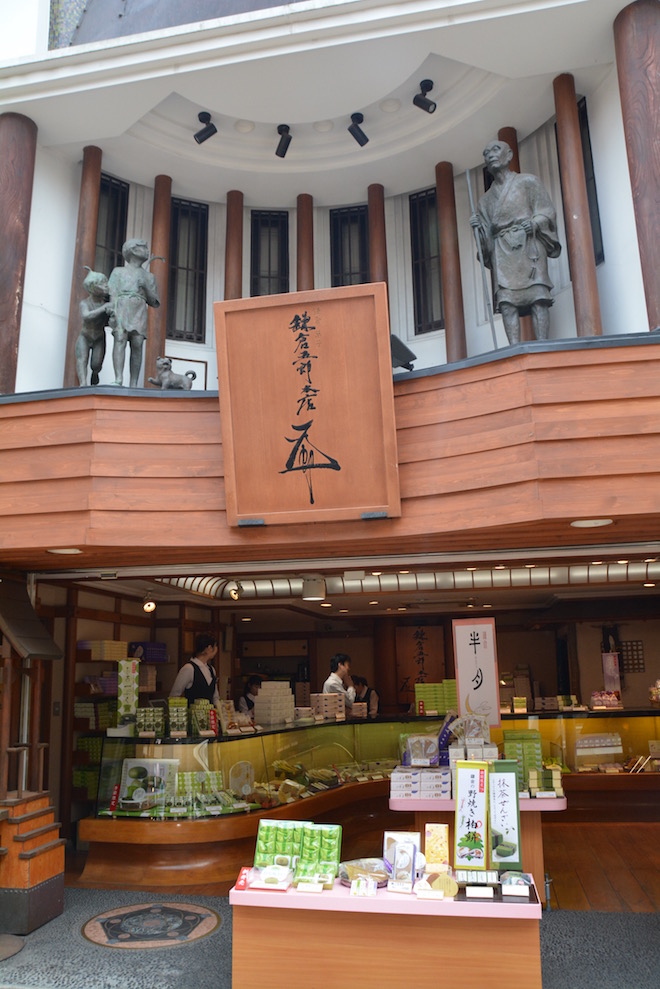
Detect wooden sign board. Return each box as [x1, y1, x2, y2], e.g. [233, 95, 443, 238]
[214, 284, 401, 526]
[394, 626, 445, 705]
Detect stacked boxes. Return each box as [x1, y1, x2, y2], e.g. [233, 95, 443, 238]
[502, 729, 543, 790]
[528, 766, 564, 797]
[253, 680, 295, 726]
[117, 659, 140, 718]
[310, 692, 346, 720]
[295, 682, 311, 707]
[77, 640, 129, 661]
[390, 767, 453, 800]
[447, 740, 498, 796]
[351, 701, 367, 718]
[413, 679, 458, 714]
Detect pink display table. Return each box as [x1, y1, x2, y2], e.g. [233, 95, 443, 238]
[230, 880, 542, 988]
[389, 795, 566, 905]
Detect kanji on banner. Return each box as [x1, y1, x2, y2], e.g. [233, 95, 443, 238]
[452, 617, 501, 728]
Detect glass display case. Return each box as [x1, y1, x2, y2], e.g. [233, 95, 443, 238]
[93, 710, 660, 822]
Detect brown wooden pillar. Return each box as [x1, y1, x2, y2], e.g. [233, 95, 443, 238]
[368, 183, 388, 287]
[224, 190, 244, 300]
[614, 0, 660, 331]
[59, 587, 78, 838]
[64, 145, 102, 387]
[297, 193, 314, 291]
[145, 174, 172, 381]
[553, 73, 603, 337]
[374, 618, 398, 714]
[497, 127, 533, 342]
[0, 654, 12, 798]
[28, 659, 44, 792]
[0, 113, 38, 395]
[435, 162, 467, 362]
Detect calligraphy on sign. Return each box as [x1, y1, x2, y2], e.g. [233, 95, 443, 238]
[452, 618, 501, 728]
[214, 284, 401, 526]
[454, 761, 489, 870]
[280, 311, 341, 505]
[394, 626, 445, 705]
[488, 760, 522, 871]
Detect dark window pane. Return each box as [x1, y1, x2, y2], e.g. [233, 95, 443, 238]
[95, 174, 128, 276]
[409, 188, 444, 334]
[329, 206, 369, 286]
[166, 198, 208, 343]
[250, 211, 289, 296]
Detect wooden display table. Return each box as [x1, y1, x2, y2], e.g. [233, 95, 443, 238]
[389, 795, 566, 905]
[230, 880, 542, 989]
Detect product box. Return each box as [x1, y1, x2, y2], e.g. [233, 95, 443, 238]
[424, 823, 449, 872]
[117, 659, 139, 717]
[383, 830, 422, 870]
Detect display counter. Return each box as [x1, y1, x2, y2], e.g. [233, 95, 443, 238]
[76, 711, 659, 890]
[230, 879, 542, 989]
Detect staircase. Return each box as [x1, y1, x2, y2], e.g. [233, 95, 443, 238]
[0, 792, 65, 934]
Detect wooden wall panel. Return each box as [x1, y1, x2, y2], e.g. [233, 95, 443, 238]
[1, 341, 660, 570]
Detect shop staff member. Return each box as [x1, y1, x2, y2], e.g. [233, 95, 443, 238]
[169, 633, 219, 705]
[238, 675, 262, 716]
[323, 653, 355, 711]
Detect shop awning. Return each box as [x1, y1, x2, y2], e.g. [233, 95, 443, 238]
[0, 579, 62, 662]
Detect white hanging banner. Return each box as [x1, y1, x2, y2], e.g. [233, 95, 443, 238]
[452, 618, 501, 728]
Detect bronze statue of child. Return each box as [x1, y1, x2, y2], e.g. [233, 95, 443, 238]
[75, 268, 113, 386]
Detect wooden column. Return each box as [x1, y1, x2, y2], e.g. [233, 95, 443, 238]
[374, 619, 398, 713]
[64, 145, 102, 387]
[497, 127, 533, 342]
[59, 588, 78, 838]
[368, 183, 388, 287]
[224, 190, 244, 300]
[0, 113, 38, 395]
[614, 0, 660, 331]
[553, 73, 603, 337]
[145, 174, 172, 381]
[435, 162, 467, 362]
[296, 193, 314, 291]
[28, 660, 44, 792]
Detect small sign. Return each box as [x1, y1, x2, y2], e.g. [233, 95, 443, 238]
[454, 761, 489, 870]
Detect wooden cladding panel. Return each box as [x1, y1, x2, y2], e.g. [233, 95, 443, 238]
[1, 340, 660, 568]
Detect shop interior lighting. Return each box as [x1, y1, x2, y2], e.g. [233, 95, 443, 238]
[275, 124, 291, 158]
[302, 577, 326, 601]
[142, 593, 156, 613]
[228, 581, 243, 601]
[413, 79, 436, 113]
[194, 111, 217, 144]
[348, 113, 369, 147]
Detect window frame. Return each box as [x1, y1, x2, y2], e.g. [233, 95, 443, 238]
[166, 196, 209, 345]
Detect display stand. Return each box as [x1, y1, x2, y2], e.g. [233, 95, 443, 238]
[230, 880, 542, 989]
[389, 795, 565, 905]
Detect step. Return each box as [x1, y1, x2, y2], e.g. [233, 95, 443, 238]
[13, 823, 62, 851]
[6, 805, 54, 827]
[1, 792, 51, 814]
[18, 837, 66, 861]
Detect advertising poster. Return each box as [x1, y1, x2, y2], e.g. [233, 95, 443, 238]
[452, 618, 501, 728]
[454, 760, 488, 870]
[489, 760, 523, 871]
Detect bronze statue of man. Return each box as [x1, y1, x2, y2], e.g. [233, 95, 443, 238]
[470, 140, 561, 345]
[108, 239, 160, 387]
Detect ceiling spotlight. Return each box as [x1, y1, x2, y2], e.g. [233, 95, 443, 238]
[275, 124, 291, 158]
[348, 112, 369, 147]
[302, 577, 326, 601]
[142, 593, 156, 613]
[228, 581, 243, 601]
[194, 111, 217, 144]
[413, 79, 436, 114]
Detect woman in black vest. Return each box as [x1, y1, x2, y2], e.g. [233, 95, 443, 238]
[169, 633, 219, 705]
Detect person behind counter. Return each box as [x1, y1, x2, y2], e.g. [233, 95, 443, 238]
[353, 676, 380, 718]
[238, 675, 262, 717]
[323, 653, 355, 711]
[169, 633, 219, 705]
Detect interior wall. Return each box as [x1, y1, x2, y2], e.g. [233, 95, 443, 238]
[575, 619, 660, 708]
[496, 627, 558, 698]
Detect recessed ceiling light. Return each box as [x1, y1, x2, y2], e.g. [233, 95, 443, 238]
[466, 603, 475, 609]
[591, 561, 604, 566]
[643, 582, 656, 588]
[369, 600, 379, 606]
[234, 119, 255, 133]
[399, 569, 410, 574]
[494, 564, 506, 570]
[320, 602, 332, 608]
[314, 120, 333, 133]
[644, 557, 657, 563]
[570, 518, 613, 528]
[379, 98, 401, 113]
[46, 548, 82, 555]
[483, 603, 493, 608]
[617, 559, 629, 565]
[466, 566, 477, 571]
[339, 609, 349, 614]
[371, 570, 382, 576]
[241, 616, 252, 622]
[397, 607, 407, 612]
[525, 563, 536, 569]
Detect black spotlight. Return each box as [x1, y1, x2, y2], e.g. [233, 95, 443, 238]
[276, 124, 291, 158]
[194, 111, 217, 144]
[348, 112, 369, 147]
[413, 79, 436, 114]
